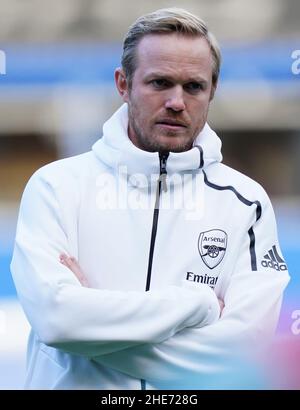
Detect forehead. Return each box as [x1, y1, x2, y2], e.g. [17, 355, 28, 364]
[135, 33, 213, 81]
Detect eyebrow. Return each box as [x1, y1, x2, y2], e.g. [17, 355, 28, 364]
[144, 72, 208, 84]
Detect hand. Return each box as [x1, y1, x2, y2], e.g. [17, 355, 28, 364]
[59, 253, 90, 287]
[218, 298, 225, 317]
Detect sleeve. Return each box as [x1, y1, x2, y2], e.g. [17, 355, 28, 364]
[92, 190, 290, 388]
[10, 170, 220, 357]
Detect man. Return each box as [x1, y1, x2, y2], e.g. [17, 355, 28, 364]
[11, 8, 289, 389]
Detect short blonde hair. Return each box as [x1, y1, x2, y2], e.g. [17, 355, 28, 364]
[121, 8, 221, 88]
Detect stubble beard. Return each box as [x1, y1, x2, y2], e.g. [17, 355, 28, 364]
[128, 110, 197, 153]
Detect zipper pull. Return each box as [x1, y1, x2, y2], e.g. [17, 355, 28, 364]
[159, 151, 169, 193]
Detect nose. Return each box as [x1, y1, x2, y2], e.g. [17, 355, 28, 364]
[165, 85, 186, 112]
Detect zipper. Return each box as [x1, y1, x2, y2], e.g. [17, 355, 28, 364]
[145, 151, 169, 292]
[141, 151, 169, 390]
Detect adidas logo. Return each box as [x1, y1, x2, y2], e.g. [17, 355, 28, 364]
[261, 245, 287, 271]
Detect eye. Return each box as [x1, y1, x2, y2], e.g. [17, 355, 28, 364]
[184, 82, 204, 93]
[151, 79, 171, 89]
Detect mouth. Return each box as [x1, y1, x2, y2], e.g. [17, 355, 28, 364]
[156, 119, 188, 130]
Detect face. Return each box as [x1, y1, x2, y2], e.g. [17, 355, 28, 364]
[115, 33, 216, 153]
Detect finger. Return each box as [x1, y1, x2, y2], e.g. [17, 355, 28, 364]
[59, 254, 79, 271]
[59, 253, 90, 287]
[59, 253, 70, 267]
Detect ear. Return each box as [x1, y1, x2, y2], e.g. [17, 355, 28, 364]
[209, 82, 217, 102]
[115, 68, 129, 102]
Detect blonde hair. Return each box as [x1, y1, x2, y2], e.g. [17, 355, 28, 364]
[121, 8, 221, 88]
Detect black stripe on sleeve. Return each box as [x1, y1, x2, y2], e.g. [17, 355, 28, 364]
[203, 171, 262, 271]
[248, 227, 257, 271]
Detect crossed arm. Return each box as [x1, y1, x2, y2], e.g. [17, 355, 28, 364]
[59, 253, 287, 389]
[59, 253, 225, 313]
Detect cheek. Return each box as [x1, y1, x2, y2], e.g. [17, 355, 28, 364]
[189, 97, 210, 113]
[142, 91, 165, 107]
[131, 91, 152, 111]
[131, 101, 150, 128]
[136, 98, 158, 120]
[189, 100, 210, 125]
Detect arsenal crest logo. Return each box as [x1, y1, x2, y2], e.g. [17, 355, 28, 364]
[198, 229, 227, 269]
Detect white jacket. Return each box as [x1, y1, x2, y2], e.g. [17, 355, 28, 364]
[11, 104, 289, 389]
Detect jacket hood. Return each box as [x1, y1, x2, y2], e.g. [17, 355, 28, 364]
[92, 103, 222, 176]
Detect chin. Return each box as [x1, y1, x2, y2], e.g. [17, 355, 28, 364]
[154, 143, 191, 153]
[138, 134, 193, 153]
[157, 138, 193, 153]
[168, 146, 192, 153]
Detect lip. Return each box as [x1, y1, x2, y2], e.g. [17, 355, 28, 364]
[156, 123, 185, 130]
[156, 119, 188, 128]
